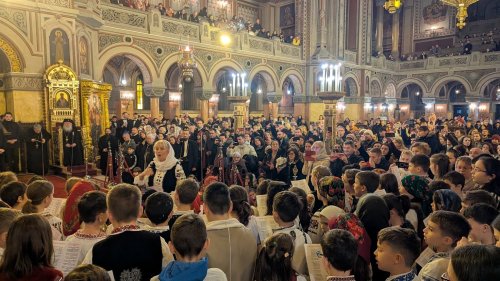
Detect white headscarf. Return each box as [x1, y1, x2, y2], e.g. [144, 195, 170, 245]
[153, 140, 178, 171]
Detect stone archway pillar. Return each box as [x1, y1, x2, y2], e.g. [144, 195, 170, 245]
[266, 93, 282, 120]
[144, 86, 166, 119]
[196, 89, 215, 122]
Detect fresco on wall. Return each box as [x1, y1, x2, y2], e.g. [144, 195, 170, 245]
[413, 0, 455, 39]
[171, 0, 200, 13]
[79, 37, 90, 75]
[280, 3, 295, 28]
[49, 29, 70, 66]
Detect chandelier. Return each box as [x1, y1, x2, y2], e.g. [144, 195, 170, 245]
[441, 0, 479, 29]
[177, 45, 197, 83]
[384, 0, 403, 14]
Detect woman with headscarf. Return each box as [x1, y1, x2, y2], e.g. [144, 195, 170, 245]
[400, 175, 432, 217]
[302, 141, 331, 187]
[62, 180, 100, 236]
[134, 140, 186, 193]
[431, 189, 462, 212]
[329, 213, 371, 281]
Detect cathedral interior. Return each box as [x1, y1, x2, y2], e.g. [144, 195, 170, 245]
[0, 0, 499, 170]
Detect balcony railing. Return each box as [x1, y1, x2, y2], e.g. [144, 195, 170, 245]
[99, 3, 302, 60]
[370, 52, 499, 71]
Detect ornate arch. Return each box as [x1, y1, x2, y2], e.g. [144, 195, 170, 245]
[248, 65, 279, 92]
[158, 53, 209, 87]
[369, 79, 382, 97]
[279, 68, 304, 95]
[396, 79, 427, 98]
[475, 71, 500, 94]
[429, 76, 474, 97]
[98, 46, 156, 84]
[0, 36, 23, 72]
[209, 60, 244, 89]
[343, 73, 360, 97]
[385, 82, 397, 98]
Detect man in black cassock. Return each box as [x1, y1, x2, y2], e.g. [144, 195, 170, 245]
[135, 133, 155, 170]
[116, 112, 133, 142]
[26, 124, 51, 175]
[2, 112, 21, 172]
[177, 127, 199, 178]
[62, 119, 84, 167]
[98, 127, 118, 176]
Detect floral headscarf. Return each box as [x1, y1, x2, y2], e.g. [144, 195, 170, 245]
[328, 213, 371, 264]
[318, 176, 345, 210]
[62, 181, 98, 236]
[433, 189, 462, 212]
[401, 175, 432, 216]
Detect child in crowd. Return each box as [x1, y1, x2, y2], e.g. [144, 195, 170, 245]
[375, 226, 421, 281]
[321, 229, 358, 281]
[83, 183, 173, 281]
[460, 189, 497, 213]
[408, 155, 431, 181]
[229, 185, 259, 244]
[153, 213, 226, 281]
[492, 214, 500, 247]
[65, 264, 111, 281]
[443, 171, 465, 199]
[169, 179, 199, 230]
[418, 210, 471, 281]
[463, 203, 498, 245]
[0, 214, 63, 281]
[445, 245, 500, 281]
[0, 181, 28, 210]
[204, 182, 257, 281]
[122, 145, 137, 184]
[0, 208, 20, 257]
[145, 192, 174, 242]
[22, 180, 63, 239]
[431, 190, 462, 212]
[455, 156, 475, 192]
[66, 191, 108, 264]
[0, 171, 17, 188]
[272, 191, 311, 275]
[255, 233, 306, 281]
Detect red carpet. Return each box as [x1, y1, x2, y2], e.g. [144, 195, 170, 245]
[17, 174, 68, 198]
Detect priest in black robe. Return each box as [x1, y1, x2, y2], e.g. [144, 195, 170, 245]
[98, 128, 119, 176]
[2, 112, 21, 172]
[0, 122, 6, 171]
[62, 119, 84, 167]
[26, 124, 51, 175]
[176, 128, 199, 178]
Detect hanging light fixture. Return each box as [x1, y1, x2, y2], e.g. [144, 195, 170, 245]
[441, 0, 479, 29]
[384, 0, 403, 14]
[177, 44, 197, 83]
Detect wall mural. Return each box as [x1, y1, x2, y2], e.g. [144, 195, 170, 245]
[414, 0, 455, 39]
[49, 28, 70, 66]
[88, 93, 102, 153]
[79, 37, 90, 75]
[171, 0, 200, 13]
[280, 3, 295, 28]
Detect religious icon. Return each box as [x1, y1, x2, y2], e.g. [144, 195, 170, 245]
[55, 92, 70, 108]
[50, 29, 70, 65]
[79, 38, 89, 75]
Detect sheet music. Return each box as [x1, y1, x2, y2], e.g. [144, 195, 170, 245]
[45, 198, 66, 219]
[304, 244, 328, 281]
[53, 240, 82, 276]
[254, 216, 279, 241]
[256, 195, 267, 217]
[291, 179, 311, 195]
[416, 247, 436, 268]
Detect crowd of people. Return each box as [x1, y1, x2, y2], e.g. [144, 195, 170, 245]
[0, 111, 500, 280]
[109, 0, 302, 46]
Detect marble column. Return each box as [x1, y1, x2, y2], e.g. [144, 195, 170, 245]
[376, 1, 384, 54]
[392, 10, 401, 59]
[144, 87, 166, 119]
[266, 93, 282, 120]
[197, 89, 215, 122]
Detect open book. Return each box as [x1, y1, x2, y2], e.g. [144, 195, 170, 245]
[291, 179, 311, 195]
[304, 244, 328, 281]
[53, 240, 82, 276]
[45, 198, 67, 219]
[256, 195, 267, 217]
[254, 216, 279, 241]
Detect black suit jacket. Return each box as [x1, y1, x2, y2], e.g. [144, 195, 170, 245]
[176, 139, 199, 174]
[116, 119, 133, 139]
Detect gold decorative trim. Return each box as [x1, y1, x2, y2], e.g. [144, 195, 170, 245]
[0, 37, 23, 72]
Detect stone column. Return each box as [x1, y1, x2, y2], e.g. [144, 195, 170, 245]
[318, 92, 345, 144]
[196, 89, 215, 122]
[391, 10, 401, 59]
[376, 0, 384, 54]
[266, 93, 282, 120]
[144, 87, 166, 119]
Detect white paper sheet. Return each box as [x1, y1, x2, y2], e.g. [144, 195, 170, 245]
[256, 195, 268, 217]
[291, 179, 311, 195]
[45, 198, 67, 219]
[53, 240, 82, 276]
[416, 247, 436, 268]
[304, 244, 328, 281]
[254, 215, 279, 241]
